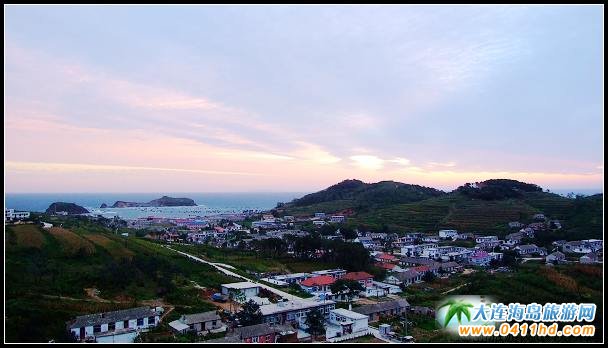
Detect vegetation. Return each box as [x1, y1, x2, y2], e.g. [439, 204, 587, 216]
[5, 220, 239, 343]
[330, 279, 365, 306]
[304, 308, 326, 337]
[236, 300, 263, 326]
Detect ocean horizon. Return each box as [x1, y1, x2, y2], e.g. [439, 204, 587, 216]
[5, 192, 308, 216]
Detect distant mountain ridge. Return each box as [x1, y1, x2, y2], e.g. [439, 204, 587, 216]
[275, 178, 603, 239]
[105, 196, 196, 208]
[288, 179, 445, 208]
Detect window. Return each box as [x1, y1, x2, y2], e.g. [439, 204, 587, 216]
[137, 318, 144, 326]
[108, 322, 115, 331]
[93, 325, 101, 333]
[124, 320, 129, 328]
[265, 334, 272, 342]
[251, 336, 258, 343]
[148, 316, 155, 325]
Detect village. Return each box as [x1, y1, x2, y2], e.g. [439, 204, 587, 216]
[5, 207, 604, 343]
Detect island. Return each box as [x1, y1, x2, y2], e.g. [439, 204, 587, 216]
[110, 196, 196, 208]
[45, 202, 90, 215]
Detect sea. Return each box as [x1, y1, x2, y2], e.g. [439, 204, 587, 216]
[4, 192, 307, 220]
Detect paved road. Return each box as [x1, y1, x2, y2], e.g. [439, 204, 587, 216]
[166, 246, 303, 301]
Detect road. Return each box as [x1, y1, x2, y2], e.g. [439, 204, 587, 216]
[165, 246, 303, 301]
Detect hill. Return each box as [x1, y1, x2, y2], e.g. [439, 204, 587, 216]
[45, 202, 90, 215]
[277, 179, 603, 239]
[109, 196, 196, 208]
[279, 179, 445, 215]
[5, 217, 238, 342]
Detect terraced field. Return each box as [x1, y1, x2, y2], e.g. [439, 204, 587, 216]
[83, 234, 134, 260]
[48, 227, 96, 256]
[353, 197, 453, 232]
[10, 224, 47, 249]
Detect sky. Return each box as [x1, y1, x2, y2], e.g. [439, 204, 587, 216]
[4, 5, 604, 193]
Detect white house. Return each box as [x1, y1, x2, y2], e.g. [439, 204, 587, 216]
[438, 230, 458, 239]
[580, 252, 598, 264]
[221, 282, 260, 302]
[330, 215, 346, 223]
[325, 308, 369, 341]
[67, 306, 161, 342]
[5, 209, 30, 221]
[545, 251, 566, 264]
[475, 235, 498, 244]
[168, 311, 225, 335]
[401, 243, 438, 257]
[41, 222, 53, 229]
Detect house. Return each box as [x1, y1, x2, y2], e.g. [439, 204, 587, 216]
[401, 243, 437, 257]
[300, 275, 336, 294]
[515, 244, 544, 256]
[562, 241, 592, 254]
[582, 239, 603, 252]
[343, 272, 374, 288]
[372, 281, 402, 294]
[422, 235, 440, 243]
[314, 213, 326, 219]
[260, 299, 336, 325]
[527, 222, 546, 231]
[313, 220, 326, 227]
[505, 232, 525, 246]
[208, 323, 296, 343]
[400, 257, 441, 267]
[325, 308, 369, 341]
[354, 236, 376, 249]
[412, 264, 440, 276]
[221, 282, 260, 302]
[41, 222, 53, 229]
[456, 233, 474, 240]
[374, 262, 404, 272]
[545, 251, 566, 264]
[439, 262, 462, 273]
[269, 273, 310, 285]
[352, 299, 410, 323]
[168, 311, 225, 335]
[508, 221, 524, 228]
[469, 250, 491, 266]
[580, 252, 598, 264]
[533, 213, 546, 221]
[384, 269, 422, 286]
[552, 240, 567, 247]
[330, 215, 346, 223]
[5, 209, 30, 221]
[67, 306, 161, 342]
[375, 253, 398, 264]
[438, 230, 459, 239]
[311, 269, 346, 279]
[475, 235, 498, 244]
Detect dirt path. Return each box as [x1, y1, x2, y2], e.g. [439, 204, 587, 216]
[441, 282, 470, 295]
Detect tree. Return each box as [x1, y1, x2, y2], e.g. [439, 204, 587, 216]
[339, 226, 357, 240]
[236, 299, 263, 326]
[304, 308, 326, 339]
[422, 271, 436, 282]
[330, 279, 364, 307]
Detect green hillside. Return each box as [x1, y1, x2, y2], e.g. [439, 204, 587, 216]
[279, 179, 603, 239]
[280, 179, 445, 215]
[5, 218, 239, 343]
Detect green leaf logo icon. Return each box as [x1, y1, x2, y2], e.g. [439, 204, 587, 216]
[438, 299, 474, 327]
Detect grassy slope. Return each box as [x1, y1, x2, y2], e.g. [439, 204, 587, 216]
[5, 222, 239, 343]
[339, 192, 601, 238]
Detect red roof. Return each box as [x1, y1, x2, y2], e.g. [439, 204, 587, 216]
[343, 271, 374, 281]
[377, 253, 398, 261]
[300, 275, 336, 287]
[413, 266, 429, 273]
[375, 262, 396, 270]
